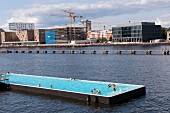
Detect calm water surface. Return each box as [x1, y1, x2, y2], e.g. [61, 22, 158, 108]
[0, 45, 170, 113]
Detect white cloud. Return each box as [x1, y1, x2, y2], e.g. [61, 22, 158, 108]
[1, 0, 170, 30]
[7, 17, 38, 23]
[155, 14, 170, 27]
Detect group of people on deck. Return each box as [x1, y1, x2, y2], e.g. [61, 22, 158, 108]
[70, 77, 76, 80]
[0, 72, 10, 81]
[90, 83, 117, 95]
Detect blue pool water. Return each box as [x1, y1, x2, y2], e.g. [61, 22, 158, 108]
[2, 73, 144, 97]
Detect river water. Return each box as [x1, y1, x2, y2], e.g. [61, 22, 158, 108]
[0, 45, 170, 113]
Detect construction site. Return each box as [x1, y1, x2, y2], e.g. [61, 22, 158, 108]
[0, 9, 114, 46]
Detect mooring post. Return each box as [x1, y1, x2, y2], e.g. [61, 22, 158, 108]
[115, 50, 122, 54]
[163, 50, 169, 55]
[163, 50, 166, 55]
[52, 51, 56, 54]
[28, 51, 32, 53]
[21, 50, 25, 53]
[61, 50, 65, 54]
[70, 50, 75, 54]
[146, 50, 152, 55]
[91, 50, 96, 54]
[130, 50, 136, 55]
[102, 50, 108, 54]
[35, 51, 39, 53]
[6, 50, 12, 53]
[166, 50, 169, 55]
[80, 50, 85, 54]
[43, 51, 47, 54]
[15, 50, 18, 53]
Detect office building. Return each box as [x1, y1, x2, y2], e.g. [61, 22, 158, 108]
[112, 22, 161, 42]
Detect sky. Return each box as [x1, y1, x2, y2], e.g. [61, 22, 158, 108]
[0, 0, 170, 31]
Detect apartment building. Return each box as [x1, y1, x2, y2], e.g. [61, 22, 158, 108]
[1, 31, 19, 42]
[34, 29, 46, 44]
[16, 30, 34, 41]
[89, 31, 99, 39]
[89, 30, 112, 41]
[99, 30, 112, 41]
[9, 22, 34, 30]
[1, 30, 37, 45]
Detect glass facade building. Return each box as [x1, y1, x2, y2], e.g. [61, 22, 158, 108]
[112, 22, 161, 42]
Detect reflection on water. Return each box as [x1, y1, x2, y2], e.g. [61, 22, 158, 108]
[0, 46, 170, 113]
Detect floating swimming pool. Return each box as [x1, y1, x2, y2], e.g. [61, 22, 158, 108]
[1, 73, 145, 104]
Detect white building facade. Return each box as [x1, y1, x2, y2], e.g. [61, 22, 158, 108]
[167, 31, 170, 41]
[9, 22, 34, 30]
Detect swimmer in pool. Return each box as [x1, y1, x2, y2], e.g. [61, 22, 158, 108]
[108, 84, 116, 91]
[94, 88, 101, 94]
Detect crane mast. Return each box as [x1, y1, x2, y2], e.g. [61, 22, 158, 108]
[51, 10, 83, 43]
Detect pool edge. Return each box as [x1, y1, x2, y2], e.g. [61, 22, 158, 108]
[9, 83, 146, 105]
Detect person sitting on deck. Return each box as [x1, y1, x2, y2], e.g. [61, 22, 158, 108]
[108, 84, 116, 91]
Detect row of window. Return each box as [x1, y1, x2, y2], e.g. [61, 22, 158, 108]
[112, 38, 142, 42]
[113, 30, 142, 34]
[113, 34, 142, 37]
[112, 26, 142, 31]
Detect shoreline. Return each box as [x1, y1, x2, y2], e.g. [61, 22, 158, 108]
[0, 42, 170, 48]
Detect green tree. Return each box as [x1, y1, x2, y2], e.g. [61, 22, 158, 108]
[161, 27, 167, 39]
[167, 27, 170, 31]
[109, 36, 112, 41]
